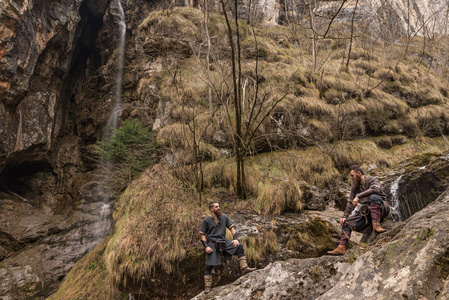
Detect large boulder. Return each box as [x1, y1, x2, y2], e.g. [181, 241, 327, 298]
[318, 185, 449, 299]
[192, 256, 349, 300]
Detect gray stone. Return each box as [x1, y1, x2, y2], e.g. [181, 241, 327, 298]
[192, 256, 349, 299]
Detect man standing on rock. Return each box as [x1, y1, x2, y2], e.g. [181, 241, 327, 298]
[199, 201, 256, 294]
[328, 165, 389, 255]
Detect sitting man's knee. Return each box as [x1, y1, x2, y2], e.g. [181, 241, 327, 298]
[236, 243, 245, 257]
[369, 194, 382, 205]
[204, 265, 214, 275]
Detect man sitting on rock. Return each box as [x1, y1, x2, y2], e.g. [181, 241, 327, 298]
[328, 165, 389, 255]
[199, 201, 256, 294]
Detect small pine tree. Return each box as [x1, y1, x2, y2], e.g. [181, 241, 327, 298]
[95, 119, 159, 190]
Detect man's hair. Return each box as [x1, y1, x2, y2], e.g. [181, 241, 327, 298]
[349, 165, 364, 174]
[209, 201, 218, 210]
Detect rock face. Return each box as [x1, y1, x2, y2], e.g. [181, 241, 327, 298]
[0, 0, 130, 298]
[318, 186, 449, 299]
[231, 0, 449, 37]
[192, 256, 349, 300]
[381, 152, 449, 221]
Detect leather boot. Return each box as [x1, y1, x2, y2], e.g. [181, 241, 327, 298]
[372, 221, 386, 233]
[204, 275, 212, 294]
[327, 244, 347, 255]
[327, 231, 350, 255]
[370, 203, 386, 233]
[238, 256, 256, 275]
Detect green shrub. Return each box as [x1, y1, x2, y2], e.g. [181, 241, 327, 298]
[95, 119, 159, 190]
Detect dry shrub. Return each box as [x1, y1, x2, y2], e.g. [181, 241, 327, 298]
[323, 88, 344, 104]
[373, 68, 395, 81]
[410, 105, 449, 137]
[375, 137, 393, 149]
[329, 140, 389, 169]
[353, 60, 378, 75]
[104, 164, 204, 286]
[241, 231, 279, 264]
[254, 180, 303, 215]
[307, 119, 333, 141]
[157, 123, 186, 147]
[170, 105, 196, 122]
[139, 7, 203, 37]
[291, 97, 335, 117]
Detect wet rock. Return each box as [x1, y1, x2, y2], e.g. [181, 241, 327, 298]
[381, 152, 449, 221]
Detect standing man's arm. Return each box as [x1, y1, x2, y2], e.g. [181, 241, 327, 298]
[200, 218, 213, 253]
[201, 234, 213, 253]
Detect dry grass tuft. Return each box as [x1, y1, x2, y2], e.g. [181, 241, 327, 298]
[104, 164, 204, 287]
[241, 231, 279, 264]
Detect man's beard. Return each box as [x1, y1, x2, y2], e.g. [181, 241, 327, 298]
[215, 210, 223, 217]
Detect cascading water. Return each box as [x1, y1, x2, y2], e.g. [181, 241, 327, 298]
[389, 175, 404, 222]
[94, 0, 126, 236]
[104, 0, 126, 138]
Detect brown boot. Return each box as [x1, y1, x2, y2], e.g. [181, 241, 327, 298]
[327, 244, 347, 255]
[238, 256, 256, 275]
[327, 230, 350, 255]
[204, 275, 212, 294]
[372, 221, 386, 233]
[370, 203, 387, 234]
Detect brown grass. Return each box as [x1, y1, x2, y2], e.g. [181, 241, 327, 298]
[241, 231, 279, 264]
[104, 164, 204, 287]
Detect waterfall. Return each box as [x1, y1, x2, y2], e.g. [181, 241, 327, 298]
[389, 175, 403, 222]
[92, 0, 126, 238]
[104, 0, 126, 138]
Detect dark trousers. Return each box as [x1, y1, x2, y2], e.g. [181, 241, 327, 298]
[343, 194, 383, 233]
[204, 244, 245, 275]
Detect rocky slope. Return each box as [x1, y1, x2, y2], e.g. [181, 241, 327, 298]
[192, 155, 449, 299]
[1, 0, 449, 299]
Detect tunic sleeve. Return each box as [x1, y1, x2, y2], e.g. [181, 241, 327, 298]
[343, 201, 355, 219]
[349, 185, 356, 201]
[199, 218, 208, 235]
[357, 177, 382, 201]
[225, 215, 235, 230]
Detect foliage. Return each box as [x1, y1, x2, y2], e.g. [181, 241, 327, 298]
[95, 119, 159, 191]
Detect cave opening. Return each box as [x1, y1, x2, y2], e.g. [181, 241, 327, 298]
[0, 160, 54, 201]
[0, 0, 107, 201]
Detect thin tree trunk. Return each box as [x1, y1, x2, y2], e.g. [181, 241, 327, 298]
[346, 0, 359, 67]
[203, 0, 213, 114]
[220, 0, 245, 198]
[308, 3, 317, 70]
